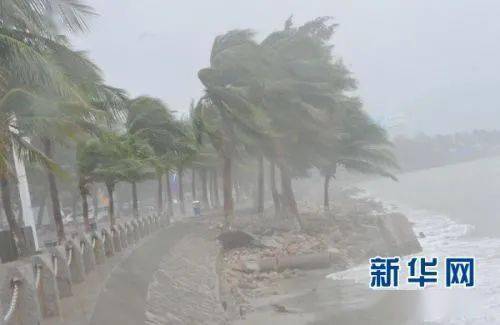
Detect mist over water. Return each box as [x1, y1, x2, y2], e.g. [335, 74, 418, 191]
[354, 156, 500, 324]
[362, 156, 500, 238]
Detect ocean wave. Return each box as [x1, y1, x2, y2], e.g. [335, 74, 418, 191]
[333, 189, 500, 324]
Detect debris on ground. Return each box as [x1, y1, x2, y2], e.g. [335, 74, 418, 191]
[218, 188, 422, 320]
[271, 304, 295, 313]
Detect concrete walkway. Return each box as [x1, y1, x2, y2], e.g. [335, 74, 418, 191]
[89, 221, 202, 324]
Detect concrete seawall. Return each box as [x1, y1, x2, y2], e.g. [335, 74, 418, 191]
[0, 215, 169, 325]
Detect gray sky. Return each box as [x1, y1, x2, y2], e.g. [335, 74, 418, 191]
[72, 0, 500, 136]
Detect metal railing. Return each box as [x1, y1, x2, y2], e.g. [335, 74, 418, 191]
[101, 230, 107, 247]
[34, 265, 42, 290]
[67, 247, 73, 267]
[3, 278, 21, 322]
[51, 254, 58, 277]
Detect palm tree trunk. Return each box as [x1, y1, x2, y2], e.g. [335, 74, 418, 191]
[36, 192, 47, 227]
[131, 181, 139, 218]
[208, 170, 212, 207]
[42, 138, 65, 242]
[71, 191, 78, 220]
[278, 163, 302, 230]
[222, 156, 234, 228]
[81, 192, 89, 230]
[191, 168, 196, 201]
[324, 165, 336, 213]
[257, 155, 264, 216]
[208, 170, 214, 208]
[323, 174, 331, 212]
[79, 179, 90, 231]
[165, 172, 173, 217]
[233, 178, 240, 203]
[105, 182, 115, 226]
[200, 168, 209, 208]
[157, 174, 163, 215]
[0, 201, 5, 229]
[0, 175, 27, 255]
[213, 169, 220, 208]
[178, 167, 185, 215]
[270, 162, 281, 217]
[92, 190, 98, 219]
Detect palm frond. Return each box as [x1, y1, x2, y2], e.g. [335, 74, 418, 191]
[0, 0, 95, 34]
[0, 30, 74, 96]
[9, 130, 62, 174]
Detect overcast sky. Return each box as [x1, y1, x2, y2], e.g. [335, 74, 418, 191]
[72, 0, 500, 136]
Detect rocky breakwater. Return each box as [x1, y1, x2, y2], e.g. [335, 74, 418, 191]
[217, 190, 422, 320]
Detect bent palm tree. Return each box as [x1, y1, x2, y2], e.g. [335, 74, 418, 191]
[197, 30, 269, 227]
[127, 96, 195, 216]
[0, 0, 94, 248]
[78, 132, 149, 226]
[321, 98, 399, 211]
[0, 91, 58, 253]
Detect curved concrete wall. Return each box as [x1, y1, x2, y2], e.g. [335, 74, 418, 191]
[0, 215, 166, 325]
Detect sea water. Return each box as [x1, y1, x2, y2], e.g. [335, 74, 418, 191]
[329, 156, 500, 324]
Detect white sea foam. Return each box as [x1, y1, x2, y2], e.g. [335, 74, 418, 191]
[328, 188, 500, 324]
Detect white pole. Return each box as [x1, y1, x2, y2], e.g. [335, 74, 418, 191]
[12, 151, 39, 249]
[10, 121, 39, 250]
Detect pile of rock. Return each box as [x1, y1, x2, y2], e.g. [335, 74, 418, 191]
[218, 189, 422, 311]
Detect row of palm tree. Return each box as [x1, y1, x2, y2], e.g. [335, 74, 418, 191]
[194, 17, 398, 229]
[0, 1, 397, 254]
[0, 0, 176, 250]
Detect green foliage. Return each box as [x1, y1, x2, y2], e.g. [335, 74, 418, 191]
[197, 17, 398, 181]
[321, 96, 399, 180]
[127, 96, 196, 172]
[0, 0, 103, 178]
[77, 132, 154, 187]
[1, 0, 95, 35]
[0, 0, 399, 240]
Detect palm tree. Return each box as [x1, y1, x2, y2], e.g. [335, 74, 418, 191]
[127, 96, 195, 216]
[1, 0, 94, 35]
[165, 169, 174, 217]
[78, 132, 137, 226]
[191, 167, 197, 201]
[0, 0, 95, 249]
[118, 134, 154, 219]
[191, 105, 221, 209]
[256, 154, 264, 216]
[247, 17, 358, 227]
[28, 54, 125, 241]
[196, 18, 346, 228]
[196, 30, 269, 227]
[210, 167, 220, 208]
[320, 99, 399, 211]
[269, 161, 281, 217]
[165, 119, 198, 215]
[192, 148, 220, 209]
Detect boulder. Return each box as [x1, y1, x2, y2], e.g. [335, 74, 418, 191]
[377, 213, 422, 256]
[217, 231, 255, 250]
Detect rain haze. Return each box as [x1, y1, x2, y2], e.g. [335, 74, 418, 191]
[74, 0, 500, 135]
[3, 1, 500, 324]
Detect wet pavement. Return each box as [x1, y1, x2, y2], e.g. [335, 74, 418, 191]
[89, 221, 212, 324]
